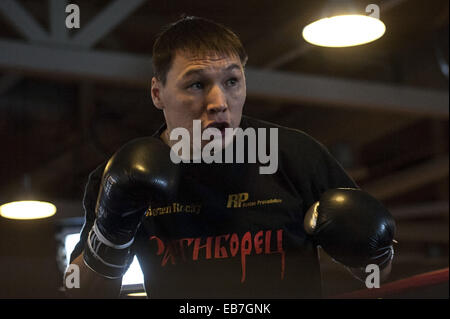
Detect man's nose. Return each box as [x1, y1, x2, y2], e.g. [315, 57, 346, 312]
[206, 85, 227, 114]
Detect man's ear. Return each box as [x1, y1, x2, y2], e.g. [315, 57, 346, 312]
[151, 77, 164, 110]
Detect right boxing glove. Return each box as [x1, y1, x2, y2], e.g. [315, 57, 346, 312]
[83, 137, 180, 279]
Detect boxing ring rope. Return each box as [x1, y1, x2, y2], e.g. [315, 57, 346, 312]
[120, 268, 448, 298]
[330, 267, 449, 299]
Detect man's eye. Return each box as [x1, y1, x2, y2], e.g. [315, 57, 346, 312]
[226, 78, 238, 86]
[188, 82, 203, 90]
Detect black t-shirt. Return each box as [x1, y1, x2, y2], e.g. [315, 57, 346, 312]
[70, 115, 357, 298]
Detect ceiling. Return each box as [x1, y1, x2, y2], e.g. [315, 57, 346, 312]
[0, 0, 448, 296]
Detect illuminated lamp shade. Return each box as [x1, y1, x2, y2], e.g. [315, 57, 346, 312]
[0, 175, 56, 220]
[0, 200, 56, 220]
[127, 292, 147, 298]
[302, 14, 386, 47]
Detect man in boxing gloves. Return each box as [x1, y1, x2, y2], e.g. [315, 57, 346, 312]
[65, 16, 395, 298]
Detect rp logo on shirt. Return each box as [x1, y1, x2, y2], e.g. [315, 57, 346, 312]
[227, 193, 283, 208]
[227, 193, 249, 208]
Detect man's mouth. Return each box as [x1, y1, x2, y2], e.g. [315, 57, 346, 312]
[205, 122, 231, 134]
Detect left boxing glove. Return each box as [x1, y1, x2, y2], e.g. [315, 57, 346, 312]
[83, 137, 180, 278]
[304, 188, 396, 269]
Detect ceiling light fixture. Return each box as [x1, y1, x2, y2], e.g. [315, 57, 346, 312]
[0, 200, 56, 220]
[0, 175, 56, 220]
[302, 1, 386, 47]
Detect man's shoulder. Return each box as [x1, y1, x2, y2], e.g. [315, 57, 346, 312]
[242, 115, 305, 135]
[241, 115, 324, 150]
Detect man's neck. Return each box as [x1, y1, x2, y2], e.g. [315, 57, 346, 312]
[160, 128, 173, 147]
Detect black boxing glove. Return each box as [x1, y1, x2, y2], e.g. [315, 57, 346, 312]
[304, 188, 396, 269]
[83, 137, 180, 278]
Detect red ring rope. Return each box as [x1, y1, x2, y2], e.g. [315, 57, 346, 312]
[330, 267, 449, 299]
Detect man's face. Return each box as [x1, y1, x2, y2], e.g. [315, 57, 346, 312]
[151, 50, 246, 148]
